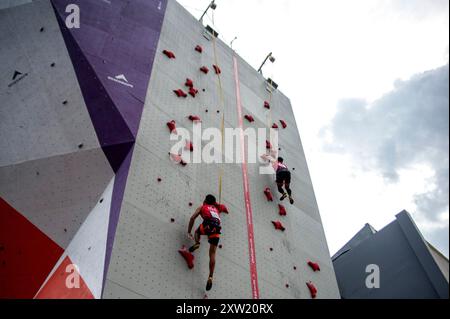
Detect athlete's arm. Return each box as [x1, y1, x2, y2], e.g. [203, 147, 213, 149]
[188, 206, 202, 235]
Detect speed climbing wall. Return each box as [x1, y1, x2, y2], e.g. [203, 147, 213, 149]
[0, 0, 340, 299]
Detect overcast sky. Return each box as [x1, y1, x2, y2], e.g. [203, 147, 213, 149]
[177, 0, 449, 257]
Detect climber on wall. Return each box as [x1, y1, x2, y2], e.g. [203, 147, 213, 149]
[187, 194, 224, 291]
[262, 155, 294, 204]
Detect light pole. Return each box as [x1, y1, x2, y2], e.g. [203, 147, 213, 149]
[199, 0, 217, 22]
[230, 36, 237, 50]
[257, 52, 276, 74]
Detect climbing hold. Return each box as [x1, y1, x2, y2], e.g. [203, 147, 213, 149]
[62, 100, 68, 105]
[78, 143, 84, 149]
[278, 204, 287, 216]
[163, 49, 176, 59]
[306, 282, 317, 298]
[272, 220, 285, 231]
[50, 62, 55, 67]
[157, 177, 162, 182]
[40, 27, 44, 32]
[272, 123, 279, 129]
[285, 284, 290, 288]
[244, 115, 255, 123]
[178, 246, 194, 269]
[217, 110, 220, 114]
[185, 78, 194, 88]
[167, 120, 177, 134]
[188, 115, 201, 122]
[200, 66, 209, 74]
[195, 45, 203, 53]
[99, 198, 104, 203]
[170, 218, 175, 223]
[264, 101, 270, 109]
[266, 140, 272, 150]
[173, 89, 187, 98]
[185, 140, 194, 152]
[214, 203, 229, 214]
[264, 187, 274, 202]
[188, 87, 199, 97]
[205, 109, 209, 113]
[307, 261, 321, 272]
[203, 294, 208, 299]
[213, 65, 221, 74]
[169, 153, 187, 166]
[293, 266, 297, 270]
[218, 244, 223, 249]
[292, 168, 296, 171]
[189, 202, 193, 207]
[269, 247, 273, 251]
[64, 228, 67, 232]
[280, 120, 287, 129]
[202, 89, 206, 92]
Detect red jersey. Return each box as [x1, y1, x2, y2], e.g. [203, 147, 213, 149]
[273, 161, 288, 173]
[200, 204, 221, 223]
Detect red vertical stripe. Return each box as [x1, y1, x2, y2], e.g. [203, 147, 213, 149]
[233, 57, 260, 299]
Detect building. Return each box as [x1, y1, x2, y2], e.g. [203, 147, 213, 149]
[0, 0, 340, 298]
[332, 210, 449, 299]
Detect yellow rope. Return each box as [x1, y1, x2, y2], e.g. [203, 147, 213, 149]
[211, 11, 226, 204]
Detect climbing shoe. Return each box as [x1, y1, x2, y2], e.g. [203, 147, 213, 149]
[289, 196, 294, 205]
[206, 277, 213, 291]
[189, 243, 200, 253]
[280, 193, 288, 201]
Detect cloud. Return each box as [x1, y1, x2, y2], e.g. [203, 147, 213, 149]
[321, 63, 449, 252]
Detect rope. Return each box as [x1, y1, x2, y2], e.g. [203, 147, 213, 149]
[211, 10, 226, 204]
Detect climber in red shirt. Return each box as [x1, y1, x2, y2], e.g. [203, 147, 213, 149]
[188, 194, 225, 291]
[262, 155, 294, 204]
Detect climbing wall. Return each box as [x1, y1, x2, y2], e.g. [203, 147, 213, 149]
[1, 0, 340, 299]
[0, 0, 166, 298]
[103, 0, 340, 299]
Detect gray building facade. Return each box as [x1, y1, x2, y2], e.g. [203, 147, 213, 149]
[332, 210, 449, 299]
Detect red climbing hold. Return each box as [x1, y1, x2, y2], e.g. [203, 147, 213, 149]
[185, 140, 194, 152]
[214, 203, 229, 214]
[163, 50, 176, 59]
[195, 45, 203, 53]
[264, 101, 270, 109]
[185, 78, 194, 88]
[169, 153, 187, 166]
[167, 120, 177, 134]
[188, 87, 199, 97]
[244, 115, 255, 123]
[266, 140, 272, 150]
[306, 282, 317, 299]
[264, 187, 274, 202]
[272, 220, 285, 231]
[307, 261, 321, 272]
[278, 204, 287, 216]
[272, 123, 279, 129]
[178, 246, 194, 269]
[200, 66, 209, 74]
[174, 89, 187, 98]
[188, 115, 201, 122]
[280, 120, 287, 129]
[213, 65, 221, 74]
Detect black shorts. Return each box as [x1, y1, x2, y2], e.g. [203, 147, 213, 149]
[196, 220, 221, 246]
[276, 170, 291, 185]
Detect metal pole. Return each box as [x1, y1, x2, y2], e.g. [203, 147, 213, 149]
[199, 0, 215, 22]
[257, 52, 272, 73]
